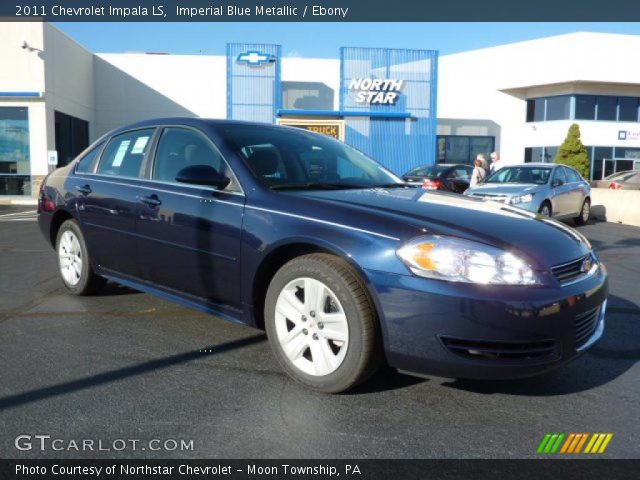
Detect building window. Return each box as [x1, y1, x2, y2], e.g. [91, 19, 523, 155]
[545, 96, 571, 121]
[574, 95, 596, 120]
[437, 135, 495, 166]
[524, 146, 557, 163]
[618, 97, 640, 122]
[526, 99, 545, 122]
[591, 146, 613, 180]
[0, 107, 30, 196]
[54, 111, 89, 167]
[527, 94, 640, 123]
[614, 147, 640, 160]
[596, 96, 617, 121]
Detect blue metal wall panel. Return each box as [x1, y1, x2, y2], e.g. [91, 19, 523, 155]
[341, 47, 438, 175]
[227, 43, 282, 123]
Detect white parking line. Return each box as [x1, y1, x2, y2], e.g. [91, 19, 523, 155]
[0, 210, 37, 221]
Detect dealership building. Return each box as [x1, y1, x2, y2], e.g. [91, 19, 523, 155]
[2, 22, 640, 197]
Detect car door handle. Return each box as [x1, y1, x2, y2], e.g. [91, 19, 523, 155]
[139, 194, 161, 207]
[75, 184, 91, 196]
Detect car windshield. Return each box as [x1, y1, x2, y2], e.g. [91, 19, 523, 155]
[485, 166, 552, 185]
[404, 165, 449, 177]
[218, 124, 403, 190]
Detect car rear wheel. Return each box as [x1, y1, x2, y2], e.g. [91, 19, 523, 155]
[264, 253, 382, 393]
[575, 198, 591, 225]
[538, 201, 552, 217]
[56, 219, 106, 295]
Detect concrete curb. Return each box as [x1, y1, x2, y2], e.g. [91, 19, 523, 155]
[0, 198, 38, 206]
[590, 188, 640, 228]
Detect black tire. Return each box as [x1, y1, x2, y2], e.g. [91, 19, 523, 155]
[538, 201, 552, 217]
[264, 253, 382, 393]
[574, 198, 591, 225]
[55, 219, 106, 295]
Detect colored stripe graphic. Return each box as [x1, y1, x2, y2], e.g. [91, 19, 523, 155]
[574, 433, 589, 453]
[585, 433, 613, 453]
[539, 433, 613, 454]
[537, 433, 565, 454]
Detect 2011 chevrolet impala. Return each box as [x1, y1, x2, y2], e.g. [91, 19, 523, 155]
[38, 118, 608, 393]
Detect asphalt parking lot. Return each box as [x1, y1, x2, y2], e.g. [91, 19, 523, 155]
[0, 205, 639, 459]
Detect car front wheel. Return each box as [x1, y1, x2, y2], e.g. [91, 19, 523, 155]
[56, 219, 106, 295]
[538, 201, 552, 217]
[264, 253, 381, 393]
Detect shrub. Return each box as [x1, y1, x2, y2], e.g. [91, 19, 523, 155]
[554, 123, 590, 178]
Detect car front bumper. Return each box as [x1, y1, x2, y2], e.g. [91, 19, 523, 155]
[366, 263, 608, 380]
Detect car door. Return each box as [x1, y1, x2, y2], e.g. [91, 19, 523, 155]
[75, 128, 155, 277]
[135, 126, 245, 309]
[563, 167, 586, 215]
[549, 167, 570, 216]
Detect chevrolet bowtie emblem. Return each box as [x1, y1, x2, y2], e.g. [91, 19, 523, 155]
[236, 51, 275, 66]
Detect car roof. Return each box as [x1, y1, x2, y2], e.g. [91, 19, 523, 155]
[505, 162, 557, 168]
[102, 117, 311, 141]
[115, 117, 279, 130]
[408, 163, 469, 170]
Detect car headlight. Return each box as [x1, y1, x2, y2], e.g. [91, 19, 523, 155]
[509, 193, 534, 205]
[397, 235, 541, 285]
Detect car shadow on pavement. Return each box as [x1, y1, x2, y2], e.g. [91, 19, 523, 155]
[94, 281, 142, 297]
[0, 334, 267, 412]
[441, 294, 640, 396]
[349, 366, 427, 394]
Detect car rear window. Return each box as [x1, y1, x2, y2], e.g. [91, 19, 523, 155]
[405, 165, 449, 177]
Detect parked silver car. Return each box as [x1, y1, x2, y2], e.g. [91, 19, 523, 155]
[464, 163, 591, 224]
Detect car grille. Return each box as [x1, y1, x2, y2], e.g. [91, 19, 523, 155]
[551, 254, 594, 285]
[575, 306, 601, 350]
[441, 337, 557, 361]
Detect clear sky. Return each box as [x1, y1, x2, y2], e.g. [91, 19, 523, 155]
[54, 22, 640, 57]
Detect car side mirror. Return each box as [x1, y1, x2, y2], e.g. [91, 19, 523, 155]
[175, 165, 230, 189]
[552, 179, 564, 187]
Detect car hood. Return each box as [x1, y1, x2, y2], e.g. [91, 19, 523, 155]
[465, 183, 545, 196]
[289, 188, 590, 269]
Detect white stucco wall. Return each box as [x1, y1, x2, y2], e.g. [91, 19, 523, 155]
[0, 23, 47, 181]
[93, 53, 226, 138]
[42, 23, 95, 171]
[281, 57, 340, 111]
[437, 32, 640, 165]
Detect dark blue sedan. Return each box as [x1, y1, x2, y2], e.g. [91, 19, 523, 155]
[38, 118, 608, 392]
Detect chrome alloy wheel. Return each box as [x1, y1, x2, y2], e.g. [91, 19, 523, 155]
[540, 204, 551, 216]
[58, 230, 83, 286]
[581, 200, 590, 223]
[274, 277, 349, 376]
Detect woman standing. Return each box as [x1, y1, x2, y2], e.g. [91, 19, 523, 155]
[470, 158, 487, 187]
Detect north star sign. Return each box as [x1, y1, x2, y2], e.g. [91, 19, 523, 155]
[349, 78, 404, 104]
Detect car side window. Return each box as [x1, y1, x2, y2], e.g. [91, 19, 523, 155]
[552, 167, 568, 185]
[153, 127, 239, 191]
[97, 129, 154, 178]
[564, 167, 582, 183]
[75, 142, 104, 174]
[453, 167, 471, 181]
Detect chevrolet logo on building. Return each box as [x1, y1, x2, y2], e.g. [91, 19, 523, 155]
[236, 51, 275, 66]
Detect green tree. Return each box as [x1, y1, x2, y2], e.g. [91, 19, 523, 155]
[554, 123, 590, 178]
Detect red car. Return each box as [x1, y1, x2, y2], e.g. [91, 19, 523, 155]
[593, 170, 640, 190]
[402, 164, 473, 193]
